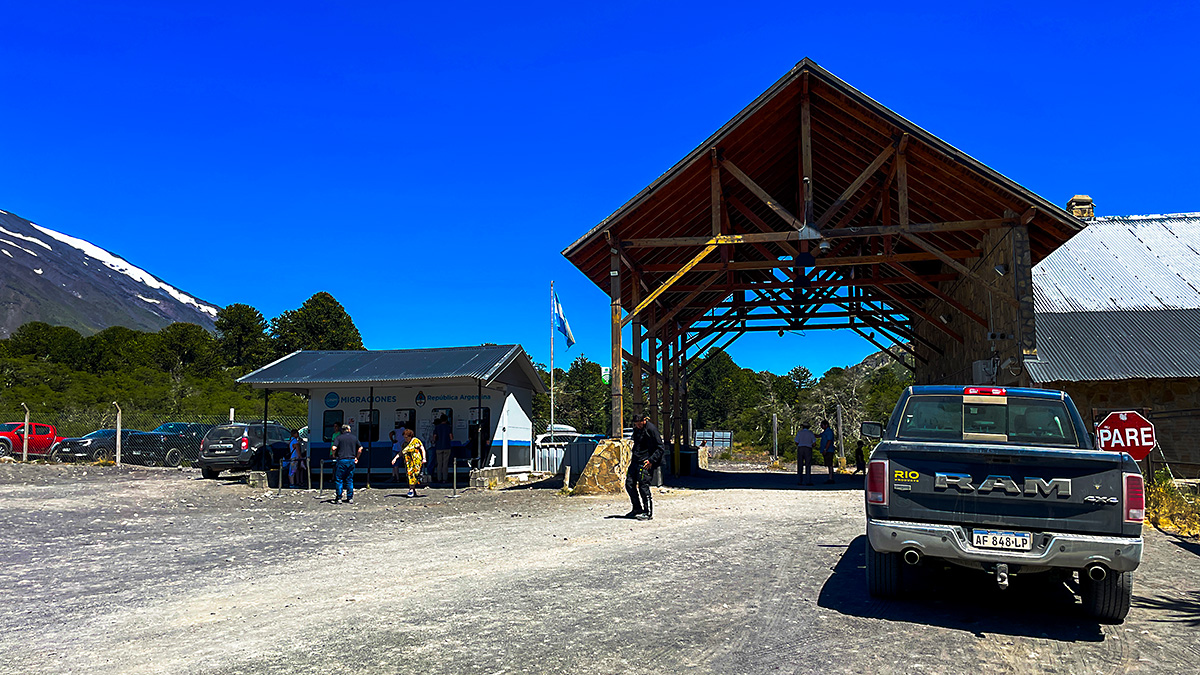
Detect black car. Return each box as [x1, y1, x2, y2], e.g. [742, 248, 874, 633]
[126, 423, 215, 467]
[196, 422, 293, 480]
[50, 429, 145, 463]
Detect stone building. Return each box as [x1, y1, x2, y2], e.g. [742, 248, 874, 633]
[1026, 209, 1200, 474]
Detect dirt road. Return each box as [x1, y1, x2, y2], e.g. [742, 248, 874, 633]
[1, 463, 1196, 674]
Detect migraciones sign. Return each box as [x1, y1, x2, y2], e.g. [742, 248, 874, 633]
[1096, 411, 1156, 461]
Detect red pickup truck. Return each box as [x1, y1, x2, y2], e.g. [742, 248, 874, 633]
[0, 422, 65, 459]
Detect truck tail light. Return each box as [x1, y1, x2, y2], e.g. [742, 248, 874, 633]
[199, 438, 205, 454]
[240, 436, 250, 451]
[1123, 472, 1144, 523]
[963, 386, 1006, 396]
[867, 459, 889, 505]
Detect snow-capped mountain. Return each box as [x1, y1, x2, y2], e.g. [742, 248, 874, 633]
[0, 208, 219, 337]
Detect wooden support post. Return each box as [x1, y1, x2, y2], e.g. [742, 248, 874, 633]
[632, 276, 643, 416]
[609, 240, 624, 438]
[649, 309, 659, 428]
[710, 148, 722, 236]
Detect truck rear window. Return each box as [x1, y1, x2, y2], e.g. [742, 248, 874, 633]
[897, 395, 1079, 447]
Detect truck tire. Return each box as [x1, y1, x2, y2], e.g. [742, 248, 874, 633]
[0, 440, 11, 459]
[163, 448, 183, 467]
[201, 467, 221, 480]
[1081, 570, 1133, 623]
[866, 539, 901, 598]
[91, 447, 115, 464]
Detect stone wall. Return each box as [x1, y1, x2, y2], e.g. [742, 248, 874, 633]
[1056, 378, 1200, 473]
[915, 226, 1031, 387]
[572, 439, 632, 495]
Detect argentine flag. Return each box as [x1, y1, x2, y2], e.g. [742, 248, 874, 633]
[553, 290, 576, 348]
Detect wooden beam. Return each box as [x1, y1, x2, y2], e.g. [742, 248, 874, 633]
[820, 217, 1015, 239]
[872, 284, 963, 343]
[719, 157, 822, 239]
[710, 148, 722, 237]
[638, 249, 978, 273]
[686, 331, 745, 372]
[665, 273, 958, 293]
[897, 135, 910, 229]
[726, 194, 800, 257]
[623, 232, 804, 248]
[623, 243, 718, 326]
[850, 327, 915, 371]
[800, 71, 814, 226]
[813, 143, 896, 230]
[901, 233, 1019, 308]
[647, 271, 723, 334]
[888, 262, 987, 327]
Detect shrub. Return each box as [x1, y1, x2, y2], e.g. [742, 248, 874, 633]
[1147, 470, 1200, 537]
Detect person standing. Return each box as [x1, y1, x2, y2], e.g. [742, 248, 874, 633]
[331, 424, 362, 504]
[794, 422, 816, 486]
[819, 419, 836, 484]
[625, 415, 664, 521]
[432, 415, 454, 483]
[853, 440, 867, 475]
[394, 427, 427, 498]
[288, 429, 305, 488]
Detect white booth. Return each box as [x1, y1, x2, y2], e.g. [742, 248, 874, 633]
[238, 344, 547, 476]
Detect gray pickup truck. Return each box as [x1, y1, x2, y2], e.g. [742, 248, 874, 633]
[862, 385, 1145, 623]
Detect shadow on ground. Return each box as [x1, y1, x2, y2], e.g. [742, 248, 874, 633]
[818, 536, 1104, 642]
[671, 467, 863, 492]
[511, 467, 864, 492]
[1135, 590, 1200, 628]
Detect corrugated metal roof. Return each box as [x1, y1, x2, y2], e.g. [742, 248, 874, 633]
[1026, 309, 1200, 383]
[237, 345, 548, 393]
[1033, 213, 1200, 313]
[1029, 213, 1200, 382]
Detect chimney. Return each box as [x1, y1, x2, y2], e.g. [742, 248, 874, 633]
[1066, 195, 1095, 219]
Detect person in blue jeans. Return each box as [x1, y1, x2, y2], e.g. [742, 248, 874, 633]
[819, 419, 836, 484]
[331, 424, 362, 504]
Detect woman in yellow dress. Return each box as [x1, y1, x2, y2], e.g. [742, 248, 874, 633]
[393, 427, 427, 498]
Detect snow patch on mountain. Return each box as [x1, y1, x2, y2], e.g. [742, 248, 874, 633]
[136, 294, 162, 304]
[0, 238, 39, 257]
[30, 223, 219, 318]
[0, 225, 53, 250]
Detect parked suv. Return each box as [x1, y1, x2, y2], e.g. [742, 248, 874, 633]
[51, 428, 145, 463]
[126, 423, 214, 467]
[196, 422, 292, 480]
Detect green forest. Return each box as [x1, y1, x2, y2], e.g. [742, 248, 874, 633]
[533, 348, 911, 452]
[0, 292, 363, 419]
[2, 289, 911, 450]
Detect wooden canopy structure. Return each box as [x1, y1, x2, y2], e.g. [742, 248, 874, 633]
[562, 59, 1084, 441]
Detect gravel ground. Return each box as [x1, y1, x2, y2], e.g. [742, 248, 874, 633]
[1, 462, 1197, 675]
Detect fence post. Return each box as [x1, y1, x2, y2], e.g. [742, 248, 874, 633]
[20, 403, 30, 462]
[112, 402, 122, 466]
[772, 413, 778, 460]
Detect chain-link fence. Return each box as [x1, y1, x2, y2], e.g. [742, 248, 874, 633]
[0, 406, 305, 466]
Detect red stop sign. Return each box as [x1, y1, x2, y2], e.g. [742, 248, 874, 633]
[1096, 411, 1156, 460]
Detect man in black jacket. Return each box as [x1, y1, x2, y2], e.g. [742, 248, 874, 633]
[625, 415, 664, 521]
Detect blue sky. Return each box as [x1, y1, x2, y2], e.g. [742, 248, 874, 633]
[2, 1, 1197, 378]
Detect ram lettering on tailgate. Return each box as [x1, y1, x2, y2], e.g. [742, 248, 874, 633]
[933, 473, 1072, 497]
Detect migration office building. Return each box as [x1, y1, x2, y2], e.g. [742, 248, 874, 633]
[238, 345, 547, 476]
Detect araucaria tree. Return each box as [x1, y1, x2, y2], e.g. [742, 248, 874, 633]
[269, 292, 364, 353]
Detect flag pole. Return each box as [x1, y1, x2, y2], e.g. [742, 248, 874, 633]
[550, 280, 555, 443]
